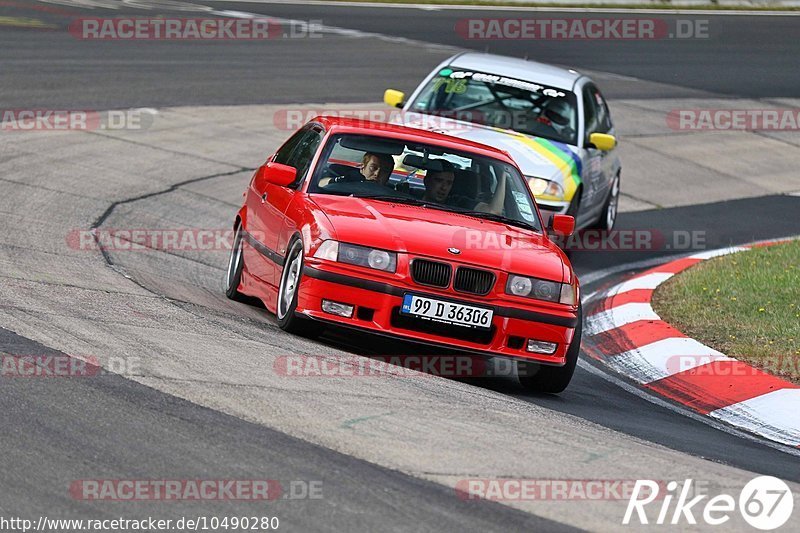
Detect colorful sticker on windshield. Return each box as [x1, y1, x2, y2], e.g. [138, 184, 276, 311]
[433, 77, 468, 94]
[512, 191, 536, 221]
[443, 70, 567, 98]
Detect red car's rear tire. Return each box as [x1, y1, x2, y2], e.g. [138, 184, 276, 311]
[517, 304, 582, 394]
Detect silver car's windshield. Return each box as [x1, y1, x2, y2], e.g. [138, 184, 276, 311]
[408, 67, 579, 146]
[308, 134, 543, 232]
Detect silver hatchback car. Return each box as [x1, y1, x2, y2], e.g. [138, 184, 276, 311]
[385, 52, 622, 231]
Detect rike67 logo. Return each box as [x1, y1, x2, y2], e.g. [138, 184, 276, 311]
[624, 477, 794, 530]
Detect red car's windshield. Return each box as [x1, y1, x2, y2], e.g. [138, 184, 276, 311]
[308, 133, 543, 232]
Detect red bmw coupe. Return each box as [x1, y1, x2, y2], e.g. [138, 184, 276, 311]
[226, 117, 581, 392]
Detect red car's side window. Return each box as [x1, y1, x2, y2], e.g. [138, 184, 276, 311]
[274, 126, 324, 188]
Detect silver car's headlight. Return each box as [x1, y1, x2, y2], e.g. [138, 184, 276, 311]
[527, 177, 564, 199]
[314, 240, 397, 273]
[507, 274, 575, 304]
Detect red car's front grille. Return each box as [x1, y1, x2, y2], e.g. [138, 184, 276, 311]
[410, 259, 451, 288]
[410, 258, 495, 297]
[453, 267, 495, 295]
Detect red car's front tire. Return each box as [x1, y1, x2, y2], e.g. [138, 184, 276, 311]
[225, 223, 246, 302]
[276, 237, 323, 337]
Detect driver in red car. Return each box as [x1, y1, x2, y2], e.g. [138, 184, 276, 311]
[361, 152, 395, 185]
[321, 152, 394, 187]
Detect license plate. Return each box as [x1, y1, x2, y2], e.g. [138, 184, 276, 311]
[401, 294, 493, 330]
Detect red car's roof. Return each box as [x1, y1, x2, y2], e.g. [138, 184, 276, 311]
[312, 115, 516, 165]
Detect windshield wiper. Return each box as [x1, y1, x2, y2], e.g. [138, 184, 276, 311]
[361, 195, 471, 215]
[458, 211, 540, 232]
[361, 196, 539, 232]
[360, 195, 429, 206]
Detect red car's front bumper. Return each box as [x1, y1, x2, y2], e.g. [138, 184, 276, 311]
[296, 262, 578, 365]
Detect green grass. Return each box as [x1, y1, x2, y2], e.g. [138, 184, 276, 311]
[652, 240, 800, 383]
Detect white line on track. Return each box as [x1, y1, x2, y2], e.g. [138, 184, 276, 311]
[205, 0, 800, 16]
[208, 8, 462, 51]
[578, 254, 682, 287]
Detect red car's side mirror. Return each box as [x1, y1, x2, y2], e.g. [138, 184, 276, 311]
[549, 214, 575, 237]
[254, 162, 297, 190]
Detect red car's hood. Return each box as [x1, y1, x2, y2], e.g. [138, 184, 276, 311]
[311, 195, 567, 282]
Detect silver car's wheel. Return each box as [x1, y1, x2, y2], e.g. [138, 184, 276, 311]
[605, 175, 620, 230]
[591, 174, 620, 231]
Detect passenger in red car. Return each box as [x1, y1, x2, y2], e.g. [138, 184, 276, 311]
[423, 162, 506, 215]
[422, 166, 455, 203]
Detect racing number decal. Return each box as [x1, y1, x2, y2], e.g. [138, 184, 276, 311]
[433, 77, 468, 94]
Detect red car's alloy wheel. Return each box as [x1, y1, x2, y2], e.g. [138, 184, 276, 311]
[225, 224, 245, 302]
[276, 237, 323, 337]
[277, 239, 303, 321]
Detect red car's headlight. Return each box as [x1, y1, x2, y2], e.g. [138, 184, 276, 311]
[314, 240, 397, 273]
[506, 274, 576, 305]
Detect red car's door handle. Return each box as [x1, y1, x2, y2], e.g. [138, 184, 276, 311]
[260, 193, 268, 203]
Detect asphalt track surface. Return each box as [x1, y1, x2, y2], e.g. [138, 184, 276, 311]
[2, 1, 800, 530]
[206, 1, 800, 98]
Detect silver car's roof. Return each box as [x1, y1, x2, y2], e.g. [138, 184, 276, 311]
[445, 52, 582, 92]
